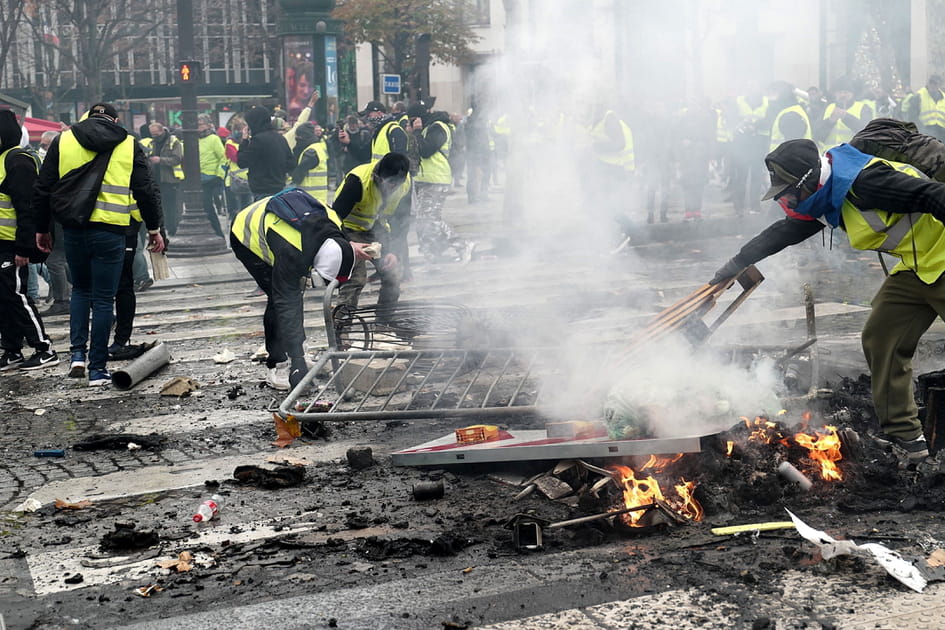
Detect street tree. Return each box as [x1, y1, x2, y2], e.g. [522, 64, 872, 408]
[0, 1, 28, 90]
[333, 0, 479, 103]
[25, 0, 165, 105]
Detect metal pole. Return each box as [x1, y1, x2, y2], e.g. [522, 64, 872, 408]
[176, 0, 200, 196]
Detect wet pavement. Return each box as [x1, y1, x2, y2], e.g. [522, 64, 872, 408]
[1, 185, 945, 629]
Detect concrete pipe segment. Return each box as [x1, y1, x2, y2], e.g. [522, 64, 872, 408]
[111, 342, 171, 390]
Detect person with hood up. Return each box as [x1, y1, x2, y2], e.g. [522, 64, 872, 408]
[0, 110, 60, 372]
[289, 121, 330, 205]
[237, 105, 294, 202]
[33, 103, 164, 387]
[331, 152, 411, 316]
[708, 138, 945, 463]
[230, 189, 368, 390]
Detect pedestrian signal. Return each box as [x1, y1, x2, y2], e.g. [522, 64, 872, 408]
[177, 60, 201, 84]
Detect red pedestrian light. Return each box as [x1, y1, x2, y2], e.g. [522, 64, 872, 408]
[177, 60, 201, 84]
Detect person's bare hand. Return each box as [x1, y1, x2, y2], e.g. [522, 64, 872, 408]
[147, 232, 165, 254]
[350, 242, 373, 261]
[149, 156, 160, 164]
[36, 233, 52, 254]
[14, 254, 28, 267]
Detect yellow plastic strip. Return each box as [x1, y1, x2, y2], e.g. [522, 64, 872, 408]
[711, 521, 796, 536]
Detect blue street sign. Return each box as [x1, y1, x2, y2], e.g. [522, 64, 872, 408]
[381, 74, 401, 95]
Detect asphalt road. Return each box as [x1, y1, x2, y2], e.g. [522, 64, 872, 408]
[1, 187, 944, 630]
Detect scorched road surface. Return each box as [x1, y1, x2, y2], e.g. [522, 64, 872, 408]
[1, 203, 945, 630]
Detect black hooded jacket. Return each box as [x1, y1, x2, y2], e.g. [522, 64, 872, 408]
[0, 110, 41, 259]
[237, 107, 294, 196]
[32, 116, 162, 235]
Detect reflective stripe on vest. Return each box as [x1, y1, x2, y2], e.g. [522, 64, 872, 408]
[769, 104, 812, 151]
[918, 88, 945, 129]
[297, 141, 329, 204]
[59, 131, 136, 228]
[0, 147, 21, 241]
[336, 162, 411, 232]
[371, 121, 399, 162]
[416, 120, 452, 184]
[590, 111, 635, 172]
[842, 157, 945, 283]
[231, 197, 301, 266]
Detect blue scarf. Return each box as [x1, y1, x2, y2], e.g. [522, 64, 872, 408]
[792, 143, 873, 228]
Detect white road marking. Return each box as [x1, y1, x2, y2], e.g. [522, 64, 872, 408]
[28, 518, 393, 595]
[22, 441, 355, 507]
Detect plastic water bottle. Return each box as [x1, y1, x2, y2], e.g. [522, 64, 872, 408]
[192, 494, 223, 523]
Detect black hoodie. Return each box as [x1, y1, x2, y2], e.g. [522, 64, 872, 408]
[0, 110, 41, 259]
[32, 116, 162, 235]
[237, 106, 294, 196]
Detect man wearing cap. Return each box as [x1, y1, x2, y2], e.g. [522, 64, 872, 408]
[33, 103, 165, 387]
[230, 190, 369, 390]
[709, 138, 945, 462]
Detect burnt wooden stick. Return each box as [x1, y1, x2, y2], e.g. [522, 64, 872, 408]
[545, 504, 656, 529]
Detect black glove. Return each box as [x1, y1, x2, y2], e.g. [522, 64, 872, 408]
[288, 357, 309, 390]
[709, 257, 744, 285]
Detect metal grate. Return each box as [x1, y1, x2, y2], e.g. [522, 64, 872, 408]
[279, 348, 559, 422]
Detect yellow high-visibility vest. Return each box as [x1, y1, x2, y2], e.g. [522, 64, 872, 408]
[59, 131, 136, 228]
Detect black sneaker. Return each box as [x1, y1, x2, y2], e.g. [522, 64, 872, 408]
[0, 350, 24, 371]
[20, 350, 60, 370]
[42, 301, 71, 317]
[874, 433, 930, 461]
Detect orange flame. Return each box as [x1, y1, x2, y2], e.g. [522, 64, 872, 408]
[640, 453, 684, 472]
[725, 441, 735, 456]
[741, 415, 788, 445]
[794, 425, 843, 481]
[609, 464, 703, 526]
[672, 480, 704, 521]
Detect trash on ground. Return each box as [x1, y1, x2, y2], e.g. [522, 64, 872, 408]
[412, 479, 445, 501]
[133, 583, 163, 598]
[193, 495, 224, 523]
[14, 498, 42, 513]
[159, 376, 200, 397]
[155, 551, 194, 573]
[73, 433, 163, 451]
[231, 464, 305, 489]
[33, 449, 65, 457]
[213, 349, 236, 364]
[787, 509, 928, 592]
[33, 408, 46, 416]
[54, 498, 93, 510]
[711, 521, 797, 536]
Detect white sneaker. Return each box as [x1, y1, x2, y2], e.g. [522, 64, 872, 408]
[266, 361, 290, 391]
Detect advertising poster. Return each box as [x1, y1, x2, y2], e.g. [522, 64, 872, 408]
[284, 35, 314, 120]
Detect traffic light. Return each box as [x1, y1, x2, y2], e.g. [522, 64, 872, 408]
[177, 60, 201, 84]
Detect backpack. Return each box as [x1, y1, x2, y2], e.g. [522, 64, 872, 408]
[265, 187, 326, 227]
[849, 118, 945, 182]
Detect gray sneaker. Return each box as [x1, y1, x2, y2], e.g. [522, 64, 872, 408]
[874, 433, 930, 461]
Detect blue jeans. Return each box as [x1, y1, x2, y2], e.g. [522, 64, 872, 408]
[63, 227, 125, 371]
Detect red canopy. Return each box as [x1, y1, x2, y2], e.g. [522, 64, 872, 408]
[24, 117, 66, 144]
